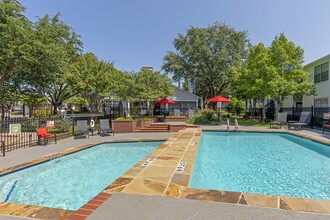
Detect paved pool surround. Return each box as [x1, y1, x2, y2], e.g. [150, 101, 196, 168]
[0, 128, 329, 220]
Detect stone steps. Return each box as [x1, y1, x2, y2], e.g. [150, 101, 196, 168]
[136, 123, 170, 132]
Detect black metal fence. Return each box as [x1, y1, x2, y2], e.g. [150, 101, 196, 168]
[245, 105, 329, 128]
[280, 106, 330, 128]
[0, 117, 73, 155]
[105, 106, 191, 118]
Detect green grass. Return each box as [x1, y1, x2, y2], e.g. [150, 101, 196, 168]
[227, 117, 266, 127]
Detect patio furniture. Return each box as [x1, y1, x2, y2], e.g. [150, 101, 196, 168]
[99, 119, 114, 136]
[322, 113, 330, 134]
[75, 120, 89, 139]
[36, 128, 57, 146]
[269, 112, 288, 128]
[288, 112, 312, 130]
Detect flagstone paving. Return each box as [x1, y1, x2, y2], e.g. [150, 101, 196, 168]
[0, 126, 330, 219]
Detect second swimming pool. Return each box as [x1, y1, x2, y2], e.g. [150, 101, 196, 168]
[189, 132, 330, 200]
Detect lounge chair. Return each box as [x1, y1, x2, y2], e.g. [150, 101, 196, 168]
[288, 112, 312, 130]
[322, 113, 330, 134]
[75, 120, 89, 139]
[36, 127, 57, 146]
[99, 119, 114, 136]
[269, 112, 288, 128]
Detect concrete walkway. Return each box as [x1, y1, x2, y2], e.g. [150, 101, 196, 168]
[201, 124, 330, 142]
[87, 194, 329, 220]
[0, 132, 174, 170]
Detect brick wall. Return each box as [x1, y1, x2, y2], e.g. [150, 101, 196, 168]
[113, 119, 153, 133]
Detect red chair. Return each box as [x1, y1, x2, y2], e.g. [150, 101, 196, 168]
[322, 113, 330, 134]
[36, 128, 57, 146]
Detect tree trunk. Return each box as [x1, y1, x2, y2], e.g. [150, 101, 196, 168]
[1, 105, 4, 120]
[53, 103, 58, 115]
[253, 99, 257, 119]
[260, 99, 264, 121]
[272, 97, 281, 121]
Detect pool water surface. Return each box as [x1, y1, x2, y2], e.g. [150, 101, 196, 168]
[0, 141, 161, 210]
[189, 132, 330, 200]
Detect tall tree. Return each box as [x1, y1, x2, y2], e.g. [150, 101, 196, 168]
[234, 33, 315, 116]
[162, 22, 249, 99]
[0, 0, 32, 109]
[24, 13, 82, 115]
[131, 68, 173, 101]
[269, 33, 315, 111]
[74, 53, 122, 112]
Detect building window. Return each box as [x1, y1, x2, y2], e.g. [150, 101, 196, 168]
[314, 62, 329, 83]
[314, 98, 328, 108]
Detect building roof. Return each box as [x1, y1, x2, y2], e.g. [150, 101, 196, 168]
[304, 54, 330, 69]
[171, 86, 201, 101]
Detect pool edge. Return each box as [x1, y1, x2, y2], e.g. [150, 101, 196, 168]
[1, 129, 330, 219]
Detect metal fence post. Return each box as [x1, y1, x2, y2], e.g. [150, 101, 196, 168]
[72, 118, 75, 136]
[311, 105, 314, 129]
[291, 106, 295, 121]
[1, 141, 5, 157]
[37, 116, 41, 128]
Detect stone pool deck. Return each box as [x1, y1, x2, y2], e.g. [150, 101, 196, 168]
[0, 126, 329, 220]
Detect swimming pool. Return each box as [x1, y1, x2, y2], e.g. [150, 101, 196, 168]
[0, 141, 161, 210]
[189, 132, 330, 200]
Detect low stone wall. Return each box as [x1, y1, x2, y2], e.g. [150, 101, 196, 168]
[113, 119, 196, 133]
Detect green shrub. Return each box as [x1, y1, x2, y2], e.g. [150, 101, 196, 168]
[32, 109, 52, 117]
[188, 109, 216, 124]
[115, 116, 153, 121]
[188, 115, 210, 124]
[66, 109, 80, 114]
[199, 109, 216, 121]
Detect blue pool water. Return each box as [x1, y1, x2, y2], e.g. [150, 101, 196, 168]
[0, 141, 160, 210]
[189, 132, 330, 200]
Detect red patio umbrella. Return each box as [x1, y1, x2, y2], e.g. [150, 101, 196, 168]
[206, 95, 232, 124]
[206, 96, 232, 103]
[155, 98, 175, 121]
[155, 98, 175, 104]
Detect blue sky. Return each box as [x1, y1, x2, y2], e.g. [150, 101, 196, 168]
[21, 0, 330, 72]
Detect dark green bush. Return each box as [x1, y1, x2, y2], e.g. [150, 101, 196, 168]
[32, 109, 52, 117]
[188, 109, 216, 124]
[199, 109, 216, 121]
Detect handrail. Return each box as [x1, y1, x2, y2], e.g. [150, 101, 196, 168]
[227, 118, 230, 132]
[235, 118, 239, 132]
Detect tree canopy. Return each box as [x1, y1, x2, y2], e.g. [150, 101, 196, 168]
[234, 33, 315, 112]
[0, 0, 32, 106]
[73, 52, 123, 112]
[131, 68, 173, 101]
[22, 13, 82, 114]
[162, 22, 249, 99]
